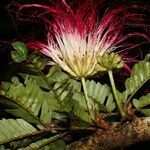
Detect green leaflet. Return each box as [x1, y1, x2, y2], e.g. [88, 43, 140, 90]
[125, 58, 150, 101]
[11, 42, 28, 63]
[133, 94, 150, 116]
[0, 119, 36, 144]
[46, 65, 69, 84]
[118, 54, 150, 104]
[53, 78, 91, 123]
[28, 52, 47, 71]
[85, 80, 115, 114]
[71, 92, 91, 123]
[0, 76, 59, 125]
[117, 90, 129, 104]
[133, 94, 150, 108]
[23, 65, 88, 123]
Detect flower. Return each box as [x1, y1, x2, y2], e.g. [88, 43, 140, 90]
[18, 0, 149, 78]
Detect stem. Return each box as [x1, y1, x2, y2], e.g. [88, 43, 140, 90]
[108, 70, 126, 119]
[81, 77, 93, 120]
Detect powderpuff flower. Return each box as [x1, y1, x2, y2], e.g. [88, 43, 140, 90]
[17, 0, 149, 78]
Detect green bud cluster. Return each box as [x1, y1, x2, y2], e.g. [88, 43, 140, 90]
[96, 52, 124, 72]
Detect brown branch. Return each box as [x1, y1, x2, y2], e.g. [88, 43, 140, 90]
[0, 123, 95, 145]
[71, 117, 150, 150]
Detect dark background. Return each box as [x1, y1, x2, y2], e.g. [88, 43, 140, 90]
[0, 0, 150, 40]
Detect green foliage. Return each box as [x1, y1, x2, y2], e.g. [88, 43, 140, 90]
[0, 41, 149, 148]
[0, 118, 65, 149]
[21, 64, 91, 123]
[117, 55, 150, 106]
[0, 119, 36, 144]
[46, 65, 70, 86]
[125, 58, 150, 101]
[133, 94, 150, 116]
[11, 42, 28, 62]
[48, 67, 90, 123]
[68, 92, 91, 123]
[28, 52, 48, 71]
[0, 64, 91, 124]
[85, 80, 116, 114]
[117, 90, 128, 104]
[1, 76, 59, 125]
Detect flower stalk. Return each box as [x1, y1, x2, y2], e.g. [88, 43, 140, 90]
[96, 52, 127, 119]
[108, 70, 126, 119]
[81, 77, 94, 121]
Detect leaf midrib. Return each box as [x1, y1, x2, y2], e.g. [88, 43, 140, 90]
[0, 95, 46, 127]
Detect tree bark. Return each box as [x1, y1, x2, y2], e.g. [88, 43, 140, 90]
[71, 117, 150, 150]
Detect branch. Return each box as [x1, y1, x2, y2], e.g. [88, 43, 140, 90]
[71, 117, 150, 150]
